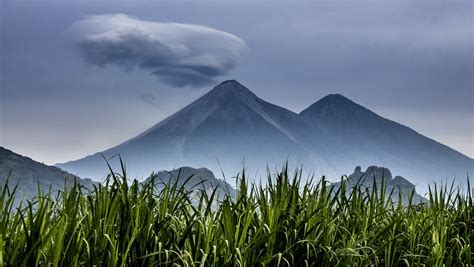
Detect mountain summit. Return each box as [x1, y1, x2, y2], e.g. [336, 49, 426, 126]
[57, 80, 473, 192]
[58, 80, 324, 180]
[300, 92, 473, 192]
[206, 80, 257, 100]
[300, 93, 377, 122]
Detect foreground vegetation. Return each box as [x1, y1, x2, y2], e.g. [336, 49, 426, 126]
[0, 163, 472, 266]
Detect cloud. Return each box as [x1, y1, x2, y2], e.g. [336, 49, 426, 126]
[70, 14, 247, 87]
[140, 93, 159, 107]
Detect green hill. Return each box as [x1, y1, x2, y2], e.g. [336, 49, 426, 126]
[0, 146, 96, 202]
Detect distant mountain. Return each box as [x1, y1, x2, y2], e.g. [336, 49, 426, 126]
[299, 94, 474, 192]
[331, 166, 426, 204]
[0, 146, 96, 201]
[57, 80, 474, 192]
[57, 80, 327, 180]
[144, 167, 236, 200]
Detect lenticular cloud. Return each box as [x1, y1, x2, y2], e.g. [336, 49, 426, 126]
[70, 14, 247, 87]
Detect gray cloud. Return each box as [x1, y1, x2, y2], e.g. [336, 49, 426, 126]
[140, 93, 159, 107]
[70, 14, 247, 87]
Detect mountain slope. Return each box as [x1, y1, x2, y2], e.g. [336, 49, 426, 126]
[57, 80, 327, 180]
[0, 146, 96, 200]
[56, 80, 473, 193]
[300, 94, 474, 192]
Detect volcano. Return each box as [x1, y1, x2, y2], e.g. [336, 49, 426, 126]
[57, 80, 473, 192]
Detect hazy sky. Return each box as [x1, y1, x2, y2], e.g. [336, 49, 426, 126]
[1, 0, 473, 164]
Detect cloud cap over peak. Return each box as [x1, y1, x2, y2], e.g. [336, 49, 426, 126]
[70, 13, 247, 87]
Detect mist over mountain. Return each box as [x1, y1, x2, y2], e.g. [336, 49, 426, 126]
[56, 80, 473, 192]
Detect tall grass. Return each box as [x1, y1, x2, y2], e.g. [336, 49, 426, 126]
[0, 163, 472, 266]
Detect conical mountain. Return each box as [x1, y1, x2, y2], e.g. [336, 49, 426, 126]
[300, 94, 474, 192]
[57, 80, 327, 180]
[57, 80, 473, 193]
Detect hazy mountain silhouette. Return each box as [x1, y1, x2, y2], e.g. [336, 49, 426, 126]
[56, 80, 473, 192]
[300, 94, 473, 192]
[0, 146, 96, 201]
[144, 167, 236, 200]
[331, 166, 426, 204]
[57, 80, 327, 180]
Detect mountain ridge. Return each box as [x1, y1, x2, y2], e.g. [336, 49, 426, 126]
[0, 146, 97, 202]
[56, 80, 474, 192]
[57, 80, 323, 180]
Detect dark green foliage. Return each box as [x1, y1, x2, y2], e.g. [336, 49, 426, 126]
[0, 163, 472, 266]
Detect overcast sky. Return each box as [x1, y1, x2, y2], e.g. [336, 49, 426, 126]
[1, 0, 473, 164]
